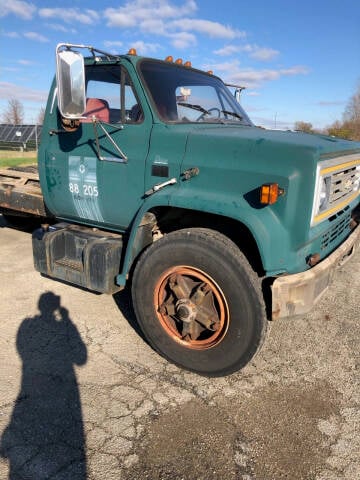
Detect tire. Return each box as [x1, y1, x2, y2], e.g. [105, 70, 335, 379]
[132, 228, 267, 376]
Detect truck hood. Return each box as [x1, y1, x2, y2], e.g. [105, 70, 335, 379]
[188, 125, 360, 157]
[184, 125, 360, 162]
[180, 124, 360, 229]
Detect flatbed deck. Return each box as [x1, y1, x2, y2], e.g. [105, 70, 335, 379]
[0, 166, 47, 217]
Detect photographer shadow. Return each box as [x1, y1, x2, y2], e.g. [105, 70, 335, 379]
[0, 292, 87, 480]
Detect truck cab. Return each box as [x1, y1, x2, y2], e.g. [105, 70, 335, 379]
[20, 44, 360, 375]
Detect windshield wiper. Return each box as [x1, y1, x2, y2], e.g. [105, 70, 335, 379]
[221, 110, 243, 120]
[177, 102, 210, 115]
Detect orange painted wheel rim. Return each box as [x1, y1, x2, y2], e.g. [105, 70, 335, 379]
[154, 266, 229, 350]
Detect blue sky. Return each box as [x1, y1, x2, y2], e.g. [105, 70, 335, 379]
[1, 0, 359, 129]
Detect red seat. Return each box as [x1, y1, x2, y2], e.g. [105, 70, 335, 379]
[82, 98, 110, 123]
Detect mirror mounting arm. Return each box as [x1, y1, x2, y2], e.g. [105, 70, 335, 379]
[92, 119, 128, 162]
[57, 43, 121, 61]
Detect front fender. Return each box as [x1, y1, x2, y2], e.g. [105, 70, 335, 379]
[168, 188, 291, 275]
[116, 183, 291, 288]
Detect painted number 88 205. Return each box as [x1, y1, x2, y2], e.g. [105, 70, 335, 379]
[69, 183, 99, 197]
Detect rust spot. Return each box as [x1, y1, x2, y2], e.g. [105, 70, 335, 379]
[272, 304, 281, 320]
[307, 253, 321, 267]
[350, 218, 357, 230]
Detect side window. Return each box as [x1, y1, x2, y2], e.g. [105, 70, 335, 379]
[82, 66, 143, 124]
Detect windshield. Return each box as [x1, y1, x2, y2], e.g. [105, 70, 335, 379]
[139, 60, 252, 126]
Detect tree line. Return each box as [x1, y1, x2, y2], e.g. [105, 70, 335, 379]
[294, 82, 360, 141]
[1, 99, 45, 125]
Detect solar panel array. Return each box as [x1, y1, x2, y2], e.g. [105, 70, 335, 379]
[0, 124, 42, 144]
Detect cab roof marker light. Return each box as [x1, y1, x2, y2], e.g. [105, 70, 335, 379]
[128, 48, 137, 55]
[175, 58, 183, 65]
[165, 55, 173, 62]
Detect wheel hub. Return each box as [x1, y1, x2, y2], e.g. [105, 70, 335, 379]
[176, 299, 197, 323]
[154, 266, 229, 350]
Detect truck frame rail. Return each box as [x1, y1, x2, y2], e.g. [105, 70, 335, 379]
[0, 167, 47, 217]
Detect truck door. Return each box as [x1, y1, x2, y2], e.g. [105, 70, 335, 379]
[47, 63, 151, 230]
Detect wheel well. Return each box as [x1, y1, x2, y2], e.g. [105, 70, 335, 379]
[149, 207, 265, 277]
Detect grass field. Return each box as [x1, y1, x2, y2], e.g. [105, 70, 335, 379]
[0, 151, 37, 168]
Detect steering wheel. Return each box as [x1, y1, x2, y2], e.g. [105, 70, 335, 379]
[196, 107, 221, 121]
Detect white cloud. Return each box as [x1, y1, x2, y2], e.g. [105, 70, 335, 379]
[2, 67, 20, 72]
[103, 0, 242, 47]
[250, 47, 279, 61]
[204, 60, 241, 73]
[39, 8, 98, 25]
[229, 66, 309, 88]
[0, 82, 47, 102]
[45, 23, 77, 34]
[24, 31, 49, 43]
[316, 100, 345, 107]
[214, 45, 241, 56]
[104, 0, 197, 27]
[0, 0, 35, 20]
[103, 41, 124, 48]
[171, 18, 245, 39]
[130, 41, 161, 55]
[279, 66, 310, 76]
[140, 18, 167, 35]
[206, 61, 309, 88]
[214, 43, 279, 61]
[103, 39, 161, 56]
[18, 59, 36, 65]
[2, 31, 21, 38]
[169, 31, 197, 49]
[103, 9, 134, 28]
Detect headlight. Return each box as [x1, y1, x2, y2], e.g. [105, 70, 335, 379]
[354, 166, 360, 192]
[318, 176, 331, 212]
[311, 170, 331, 225]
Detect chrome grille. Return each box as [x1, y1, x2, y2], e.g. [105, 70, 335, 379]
[312, 153, 360, 225]
[329, 166, 358, 206]
[321, 211, 351, 250]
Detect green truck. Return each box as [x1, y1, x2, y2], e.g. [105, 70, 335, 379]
[1, 43, 359, 376]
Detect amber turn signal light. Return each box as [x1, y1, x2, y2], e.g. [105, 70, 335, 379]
[260, 183, 284, 205]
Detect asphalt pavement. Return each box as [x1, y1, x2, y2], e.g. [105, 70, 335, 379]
[0, 214, 359, 480]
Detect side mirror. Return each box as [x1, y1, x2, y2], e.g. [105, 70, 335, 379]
[56, 46, 86, 119]
[235, 88, 242, 104]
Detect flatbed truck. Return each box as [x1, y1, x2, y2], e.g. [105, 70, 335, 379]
[0, 43, 359, 376]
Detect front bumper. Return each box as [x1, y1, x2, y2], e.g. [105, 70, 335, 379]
[271, 222, 360, 319]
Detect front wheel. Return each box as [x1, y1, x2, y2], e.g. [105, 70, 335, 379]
[132, 228, 267, 376]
